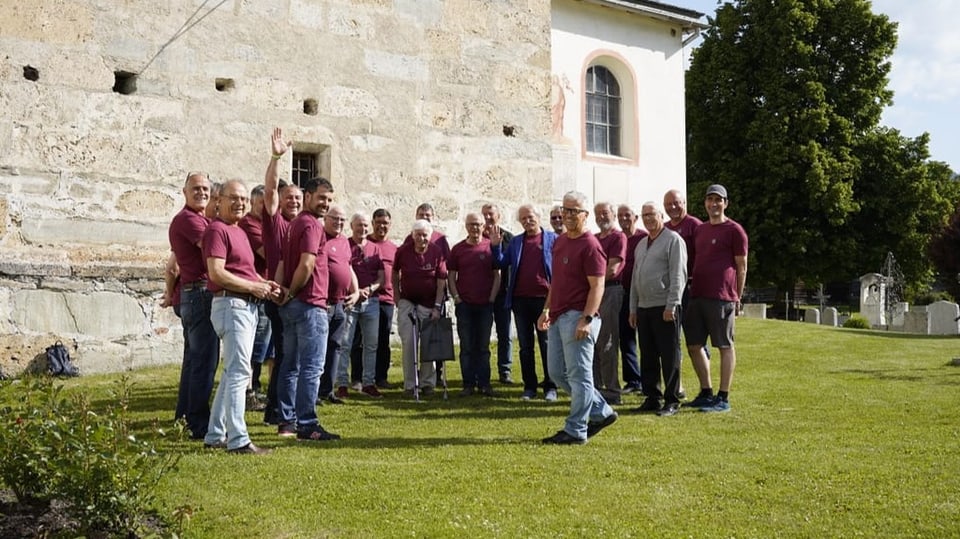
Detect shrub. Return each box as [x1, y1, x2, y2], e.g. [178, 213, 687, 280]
[909, 290, 955, 306]
[843, 315, 871, 329]
[0, 376, 182, 536]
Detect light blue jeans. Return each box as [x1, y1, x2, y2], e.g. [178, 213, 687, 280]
[547, 310, 614, 440]
[204, 297, 258, 450]
[278, 299, 329, 427]
[336, 297, 380, 387]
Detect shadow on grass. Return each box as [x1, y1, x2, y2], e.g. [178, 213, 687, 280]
[833, 366, 960, 384]
[834, 328, 960, 340]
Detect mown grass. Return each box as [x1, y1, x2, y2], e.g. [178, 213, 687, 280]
[48, 319, 960, 537]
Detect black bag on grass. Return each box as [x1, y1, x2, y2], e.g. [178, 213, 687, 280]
[46, 341, 80, 377]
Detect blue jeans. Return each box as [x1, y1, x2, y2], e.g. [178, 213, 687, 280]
[337, 297, 380, 387]
[512, 296, 555, 392]
[319, 302, 347, 397]
[205, 297, 257, 450]
[619, 286, 642, 388]
[179, 287, 220, 438]
[455, 302, 494, 388]
[493, 294, 513, 376]
[278, 299, 329, 427]
[251, 302, 272, 365]
[547, 310, 613, 440]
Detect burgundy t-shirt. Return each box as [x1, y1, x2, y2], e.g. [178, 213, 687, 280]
[325, 232, 353, 303]
[597, 230, 627, 282]
[202, 219, 260, 294]
[395, 242, 447, 308]
[169, 205, 210, 284]
[401, 230, 451, 258]
[369, 236, 398, 305]
[690, 219, 748, 302]
[549, 232, 606, 322]
[262, 211, 292, 281]
[448, 239, 496, 305]
[665, 214, 702, 279]
[621, 228, 649, 288]
[239, 214, 266, 278]
[283, 211, 328, 308]
[350, 238, 384, 290]
[513, 232, 550, 298]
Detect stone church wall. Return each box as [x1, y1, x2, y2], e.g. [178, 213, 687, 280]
[0, 0, 553, 375]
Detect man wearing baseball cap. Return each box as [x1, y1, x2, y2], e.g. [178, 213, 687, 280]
[685, 184, 748, 412]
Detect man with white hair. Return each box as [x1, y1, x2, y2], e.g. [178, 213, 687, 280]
[627, 201, 687, 417]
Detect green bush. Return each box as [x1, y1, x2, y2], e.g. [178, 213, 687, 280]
[0, 376, 182, 536]
[909, 290, 955, 305]
[843, 314, 871, 329]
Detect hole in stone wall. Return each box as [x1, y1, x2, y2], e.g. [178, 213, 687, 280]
[215, 78, 235, 92]
[502, 125, 516, 137]
[23, 65, 39, 81]
[113, 71, 138, 95]
[303, 98, 318, 116]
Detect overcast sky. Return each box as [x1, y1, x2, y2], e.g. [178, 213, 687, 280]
[680, 0, 959, 171]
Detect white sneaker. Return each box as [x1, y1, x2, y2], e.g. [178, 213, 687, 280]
[351, 382, 363, 392]
[544, 389, 558, 402]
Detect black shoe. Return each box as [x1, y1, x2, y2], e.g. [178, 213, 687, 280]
[326, 394, 345, 405]
[631, 397, 662, 414]
[586, 412, 618, 438]
[499, 374, 515, 385]
[685, 392, 715, 408]
[542, 430, 586, 445]
[226, 443, 271, 455]
[657, 403, 680, 417]
[263, 408, 281, 426]
[376, 380, 396, 389]
[459, 387, 475, 397]
[479, 385, 496, 397]
[297, 424, 341, 441]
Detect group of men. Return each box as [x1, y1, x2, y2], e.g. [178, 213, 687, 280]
[164, 127, 749, 451]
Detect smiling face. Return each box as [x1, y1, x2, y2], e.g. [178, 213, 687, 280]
[305, 186, 334, 219]
[594, 203, 615, 232]
[351, 215, 370, 241]
[640, 203, 663, 234]
[663, 190, 687, 223]
[518, 206, 541, 236]
[412, 227, 431, 252]
[481, 204, 500, 226]
[704, 193, 728, 222]
[549, 208, 565, 233]
[216, 181, 248, 225]
[280, 185, 303, 220]
[617, 205, 638, 233]
[323, 206, 346, 235]
[372, 214, 391, 241]
[183, 174, 211, 213]
[562, 195, 589, 235]
[465, 213, 484, 242]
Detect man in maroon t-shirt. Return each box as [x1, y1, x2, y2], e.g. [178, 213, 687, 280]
[536, 191, 618, 445]
[686, 184, 748, 413]
[593, 202, 626, 404]
[238, 184, 270, 406]
[168, 171, 219, 440]
[364, 208, 398, 388]
[339, 212, 386, 397]
[319, 205, 359, 404]
[616, 203, 648, 394]
[202, 180, 280, 455]
[275, 177, 341, 441]
[448, 213, 501, 396]
[401, 202, 451, 257]
[394, 220, 448, 395]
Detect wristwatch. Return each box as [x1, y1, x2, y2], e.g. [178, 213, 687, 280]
[583, 314, 595, 323]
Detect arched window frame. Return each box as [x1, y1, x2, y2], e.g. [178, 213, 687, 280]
[585, 65, 621, 156]
[581, 51, 639, 165]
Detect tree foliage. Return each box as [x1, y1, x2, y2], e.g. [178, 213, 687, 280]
[687, 0, 907, 292]
[929, 202, 960, 301]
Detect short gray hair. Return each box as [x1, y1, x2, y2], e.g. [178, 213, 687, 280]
[411, 219, 433, 234]
[641, 201, 665, 217]
[563, 190, 588, 208]
[516, 204, 541, 221]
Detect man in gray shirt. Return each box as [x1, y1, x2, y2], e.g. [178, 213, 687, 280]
[628, 201, 687, 417]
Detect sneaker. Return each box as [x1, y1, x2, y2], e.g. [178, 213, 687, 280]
[520, 389, 536, 400]
[297, 424, 341, 441]
[632, 397, 662, 414]
[499, 374, 515, 385]
[361, 385, 383, 398]
[657, 402, 681, 417]
[479, 385, 496, 397]
[226, 443, 271, 455]
[459, 387, 475, 397]
[677, 388, 687, 400]
[622, 384, 641, 394]
[335, 386, 349, 399]
[203, 440, 227, 449]
[586, 412, 618, 438]
[700, 398, 731, 413]
[544, 389, 558, 402]
[277, 422, 297, 437]
[351, 381, 363, 392]
[542, 430, 586, 445]
[685, 392, 715, 408]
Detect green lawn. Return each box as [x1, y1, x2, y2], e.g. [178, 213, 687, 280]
[50, 319, 960, 537]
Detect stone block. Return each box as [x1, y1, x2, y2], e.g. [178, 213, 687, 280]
[804, 308, 820, 324]
[321, 86, 381, 118]
[397, 0, 442, 27]
[822, 307, 839, 327]
[12, 290, 146, 338]
[21, 218, 166, 247]
[0, 1, 95, 44]
[902, 311, 930, 335]
[927, 301, 960, 335]
[741, 303, 766, 319]
[364, 50, 428, 81]
[328, 6, 375, 38]
[290, 0, 325, 29]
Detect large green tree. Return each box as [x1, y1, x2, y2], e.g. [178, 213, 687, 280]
[686, 0, 897, 292]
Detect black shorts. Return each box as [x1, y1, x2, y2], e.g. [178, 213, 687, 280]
[683, 297, 736, 348]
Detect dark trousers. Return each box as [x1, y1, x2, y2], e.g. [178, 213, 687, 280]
[512, 296, 555, 392]
[173, 303, 189, 421]
[493, 293, 513, 376]
[636, 306, 682, 404]
[619, 287, 642, 389]
[264, 300, 285, 420]
[455, 302, 494, 388]
[179, 287, 220, 438]
[319, 302, 348, 396]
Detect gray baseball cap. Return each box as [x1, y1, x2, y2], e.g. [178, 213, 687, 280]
[705, 184, 728, 199]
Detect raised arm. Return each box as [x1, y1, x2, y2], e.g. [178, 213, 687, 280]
[264, 127, 291, 217]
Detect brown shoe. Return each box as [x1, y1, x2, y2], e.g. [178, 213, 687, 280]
[226, 443, 271, 455]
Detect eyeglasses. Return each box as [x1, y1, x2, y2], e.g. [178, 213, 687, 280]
[560, 207, 587, 216]
[550, 215, 563, 221]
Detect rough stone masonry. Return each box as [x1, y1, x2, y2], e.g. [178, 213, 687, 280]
[0, 0, 554, 375]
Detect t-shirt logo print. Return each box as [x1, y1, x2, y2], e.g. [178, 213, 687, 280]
[422, 263, 434, 270]
[562, 256, 569, 264]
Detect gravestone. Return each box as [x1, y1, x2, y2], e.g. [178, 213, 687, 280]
[822, 307, 838, 327]
[927, 301, 960, 335]
[902, 311, 930, 334]
[860, 273, 885, 327]
[742, 303, 766, 319]
[890, 302, 909, 329]
[804, 308, 820, 324]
